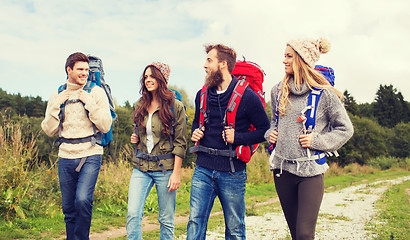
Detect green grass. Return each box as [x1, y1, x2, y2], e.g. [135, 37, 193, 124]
[0, 215, 66, 240]
[0, 121, 408, 239]
[369, 180, 410, 240]
[318, 213, 352, 222]
[323, 167, 408, 192]
[2, 168, 409, 239]
[136, 170, 410, 239]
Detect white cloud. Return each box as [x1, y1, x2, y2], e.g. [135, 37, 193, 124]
[0, 0, 409, 106]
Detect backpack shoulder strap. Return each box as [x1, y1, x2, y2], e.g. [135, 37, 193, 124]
[198, 85, 208, 128]
[274, 81, 281, 126]
[305, 87, 323, 131]
[225, 79, 248, 129]
[83, 79, 96, 93]
[194, 85, 209, 147]
[268, 81, 282, 154]
[58, 83, 67, 93]
[306, 87, 331, 164]
[57, 83, 68, 137]
[169, 102, 176, 149]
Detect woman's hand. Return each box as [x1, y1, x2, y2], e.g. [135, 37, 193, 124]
[130, 133, 139, 144]
[269, 130, 278, 144]
[167, 171, 181, 192]
[168, 155, 182, 192]
[299, 134, 312, 148]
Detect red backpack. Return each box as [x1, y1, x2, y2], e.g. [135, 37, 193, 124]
[232, 60, 266, 109]
[190, 60, 266, 171]
[231, 60, 266, 160]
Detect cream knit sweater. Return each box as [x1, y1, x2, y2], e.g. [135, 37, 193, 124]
[41, 81, 112, 159]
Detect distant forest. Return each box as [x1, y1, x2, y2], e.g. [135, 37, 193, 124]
[0, 84, 409, 167]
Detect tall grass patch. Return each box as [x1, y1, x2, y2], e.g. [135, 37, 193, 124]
[0, 119, 60, 221]
[94, 156, 132, 217]
[246, 147, 273, 184]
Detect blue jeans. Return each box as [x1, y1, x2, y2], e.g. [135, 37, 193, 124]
[58, 155, 102, 240]
[127, 168, 176, 240]
[186, 166, 247, 240]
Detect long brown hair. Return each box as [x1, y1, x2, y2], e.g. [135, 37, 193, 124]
[277, 46, 343, 116]
[133, 65, 175, 136]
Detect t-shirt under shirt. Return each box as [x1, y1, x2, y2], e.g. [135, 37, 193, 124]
[146, 113, 154, 154]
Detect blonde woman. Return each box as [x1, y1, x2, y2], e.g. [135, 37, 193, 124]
[265, 38, 354, 240]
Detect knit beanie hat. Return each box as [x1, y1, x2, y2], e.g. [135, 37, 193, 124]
[287, 37, 331, 68]
[150, 62, 170, 82]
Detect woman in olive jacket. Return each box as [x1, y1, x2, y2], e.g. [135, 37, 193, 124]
[127, 62, 187, 240]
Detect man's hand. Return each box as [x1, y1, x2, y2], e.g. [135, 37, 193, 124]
[56, 90, 69, 105]
[191, 126, 205, 142]
[78, 90, 93, 105]
[222, 127, 235, 144]
[299, 134, 312, 148]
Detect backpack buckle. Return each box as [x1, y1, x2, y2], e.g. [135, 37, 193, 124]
[91, 136, 96, 146]
[208, 148, 218, 155]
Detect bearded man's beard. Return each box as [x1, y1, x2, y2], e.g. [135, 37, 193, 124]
[205, 68, 223, 87]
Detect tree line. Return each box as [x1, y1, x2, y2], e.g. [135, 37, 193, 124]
[0, 84, 408, 167]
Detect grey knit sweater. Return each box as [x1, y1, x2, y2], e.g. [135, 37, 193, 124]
[264, 79, 354, 177]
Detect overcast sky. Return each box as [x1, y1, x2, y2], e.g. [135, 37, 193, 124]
[0, 0, 409, 106]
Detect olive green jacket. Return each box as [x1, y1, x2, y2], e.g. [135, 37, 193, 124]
[132, 99, 187, 172]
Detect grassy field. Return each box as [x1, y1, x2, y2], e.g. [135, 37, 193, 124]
[369, 179, 410, 240]
[0, 120, 409, 239]
[1, 164, 408, 240]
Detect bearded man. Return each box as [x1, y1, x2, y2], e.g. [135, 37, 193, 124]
[186, 44, 270, 240]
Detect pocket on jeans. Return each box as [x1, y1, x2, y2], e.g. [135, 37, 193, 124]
[229, 169, 247, 180]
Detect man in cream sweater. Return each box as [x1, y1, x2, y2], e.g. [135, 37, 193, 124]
[41, 52, 112, 240]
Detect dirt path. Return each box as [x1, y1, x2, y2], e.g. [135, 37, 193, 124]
[197, 176, 410, 240]
[90, 176, 409, 239]
[90, 198, 280, 239]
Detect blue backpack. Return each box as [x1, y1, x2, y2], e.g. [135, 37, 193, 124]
[268, 65, 337, 164]
[55, 55, 116, 148]
[314, 65, 335, 86]
[170, 88, 188, 124]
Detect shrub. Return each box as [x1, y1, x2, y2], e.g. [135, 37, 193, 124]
[366, 156, 409, 170]
[331, 115, 389, 166]
[94, 151, 132, 216]
[246, 147, 273, 184]
[389, 122, 410, 158]
[0, 119, 60, 220]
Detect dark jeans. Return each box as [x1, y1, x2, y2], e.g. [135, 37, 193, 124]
[274, 169, 324, 240]
[186, 166, 247, 240]
[58, 155, 102, 240]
